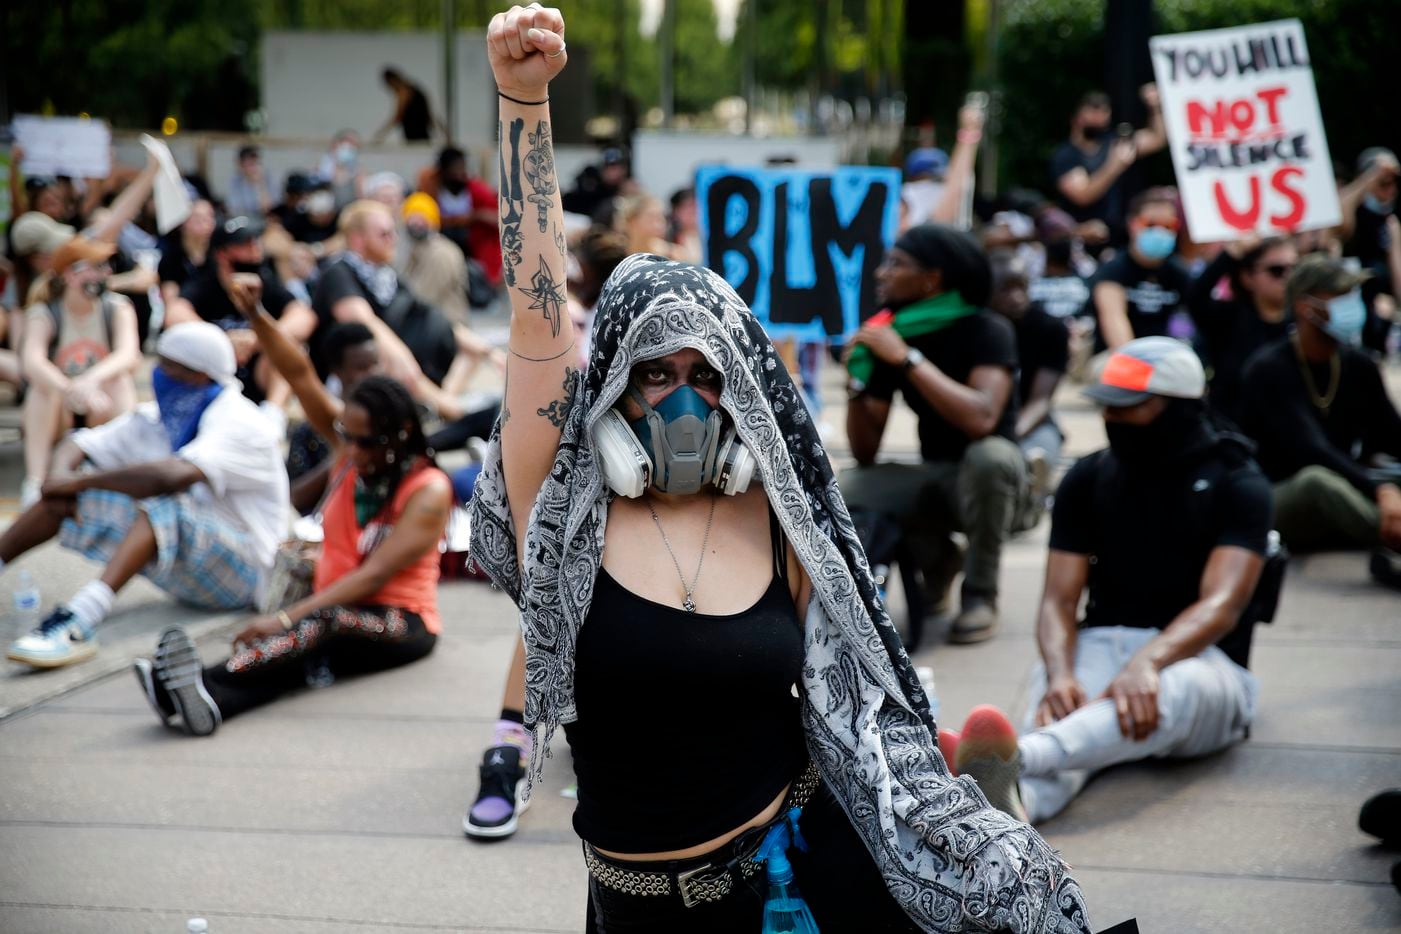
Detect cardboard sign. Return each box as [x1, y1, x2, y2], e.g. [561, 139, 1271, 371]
[11, 115, 112, 179]
[1150, 19, 1340, 242]
[696, 165, 902, 341]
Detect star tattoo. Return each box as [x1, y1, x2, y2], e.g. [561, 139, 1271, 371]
[522, 254, 566, 337]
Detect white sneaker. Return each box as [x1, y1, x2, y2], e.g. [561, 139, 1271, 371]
[7, 608, 98, 669]
[19, 477, 43, 511]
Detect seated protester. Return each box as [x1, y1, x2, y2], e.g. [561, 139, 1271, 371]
[988, 251, 1069, 529]
[949, 337, 1271, 825]
[1028, 235, 1092, 322]
[137, 378, 451, 737]
[3, 323, 288, 669]
[1238, 256, 1401, 574]
[402, 193, 469, 323]
[842, 224, 1025, 644]
[157, 198, 215, 308]
[286, 322, 380, 496]
[310, 201, 458, 414]
[19, 237, 141, 509]
[1186, 236, 1297, 425]
[415, 147, 502, 285]
[1340, 148, 1398, 287]
[1090, 188, 1191, 350]
[899, 147, 949, 232]
[168, 217, 317, 406]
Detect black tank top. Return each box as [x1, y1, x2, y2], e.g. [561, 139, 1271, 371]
[401, 87, 431, 141]
[564, 510, 808, 853]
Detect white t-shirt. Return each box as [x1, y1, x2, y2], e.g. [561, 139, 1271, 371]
[73, 390, 290, 572]
[901, 179, 946, 228]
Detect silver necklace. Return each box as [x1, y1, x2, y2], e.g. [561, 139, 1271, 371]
[646, 493, 718, 613]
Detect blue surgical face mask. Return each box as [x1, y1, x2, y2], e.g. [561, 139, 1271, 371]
[1134, 226, 1178, 261]
[1363, 193, 1395, 215]
[628, 384, 725, 494]
[1311, 290, 1367, 346]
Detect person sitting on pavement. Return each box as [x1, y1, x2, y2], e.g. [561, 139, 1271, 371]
[402, 192, 470, 324]
[167, 216, 317, 407]
[136, 368, 451, 737]
[948, 337, 1271, 825]
[469, 10, 1088, 930]
[988, 250, 1069, 530]
[286, 322, 381, 506]
[415, 147, 502, 285]
[842, 223, 1025, 644]
[1089, 187, 1191, 351]
[226, 145, 276, 220]
[18, 236, 142, 509]
[1237, 255, 1401, 586]
[1186, 236, 1298, 425]
[899, 147, 949, 232]
[156, 198, 215, 309]
[3, 323, 288, 669]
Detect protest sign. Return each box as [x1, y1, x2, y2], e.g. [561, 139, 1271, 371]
[1150, 19, 1339, 242]
[11, 115, 112, 179]
[696, 165, 901, 341]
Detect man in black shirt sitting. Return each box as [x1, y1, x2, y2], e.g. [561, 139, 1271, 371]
[1238, 255, 1401, 584]
[842, 225, 1024, 644]
[988, 251, 1069, 529]
[167, 216, 317, 406]
[1089, 188, 1190, 350]
[949, 338, 1272, 823]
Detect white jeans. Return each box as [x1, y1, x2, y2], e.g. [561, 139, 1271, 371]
[1019, 626, 1258, 823]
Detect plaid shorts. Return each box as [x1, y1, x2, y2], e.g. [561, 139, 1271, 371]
[60, 488, 262, 611]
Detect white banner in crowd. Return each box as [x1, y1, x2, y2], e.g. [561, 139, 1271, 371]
[11, 114, 112, 179]
[140, 134, 192, 234]
[1150, 19, 1340, 243]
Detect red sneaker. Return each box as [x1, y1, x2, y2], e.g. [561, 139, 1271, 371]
[955, 705, 1027, 822]
[938, 728, 961, 775]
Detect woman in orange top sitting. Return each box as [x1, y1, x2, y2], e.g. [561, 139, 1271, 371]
[134, 268, 452, 737]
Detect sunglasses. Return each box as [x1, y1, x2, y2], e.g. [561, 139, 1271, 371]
[1257, 263, 1294, 279]
[334, 420, 386, 449]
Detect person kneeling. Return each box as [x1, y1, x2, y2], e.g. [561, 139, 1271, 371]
[135, 375, 452, 736]
[952, 338, 1271, 824]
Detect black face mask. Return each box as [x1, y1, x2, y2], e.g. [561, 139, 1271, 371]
[81, 280, 107, 298]
[1105, 400, 1207, 470]
[1081, 124, 1109, 141]
[442, 177, 466, 195]
[231, 260, 262, 275]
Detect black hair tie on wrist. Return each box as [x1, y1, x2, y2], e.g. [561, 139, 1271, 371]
[498, 90, 550, 106]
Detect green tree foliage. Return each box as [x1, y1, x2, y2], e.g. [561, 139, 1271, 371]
[998, 0, 1401, 194]
[4, 0, 260, 130]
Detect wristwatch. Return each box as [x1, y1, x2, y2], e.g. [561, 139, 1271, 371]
[902, 347, 926, 371]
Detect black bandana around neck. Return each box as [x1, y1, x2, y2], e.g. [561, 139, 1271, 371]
[468, 255, 1089, 933]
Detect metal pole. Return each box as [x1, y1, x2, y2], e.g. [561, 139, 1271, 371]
[615, 0, 628, 137]
[442, 0, 457, 143]
[743, 0, 757, 133]
[660, 0, 676, 129]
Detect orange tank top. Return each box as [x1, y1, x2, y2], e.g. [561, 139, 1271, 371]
[314, 459, 448, 634]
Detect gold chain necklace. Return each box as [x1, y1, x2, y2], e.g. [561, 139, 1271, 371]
[645, 493, 718, 613]
[1292, 333, 1339, 412]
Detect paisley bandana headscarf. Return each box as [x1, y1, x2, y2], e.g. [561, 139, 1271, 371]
[469, 255, 1090, 933]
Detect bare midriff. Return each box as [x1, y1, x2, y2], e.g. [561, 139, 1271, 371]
[590, 783, 791, 862]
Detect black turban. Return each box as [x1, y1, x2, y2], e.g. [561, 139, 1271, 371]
[893, 223, 992, 307]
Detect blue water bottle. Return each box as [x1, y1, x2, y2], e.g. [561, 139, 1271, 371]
[757, 807, 820, 934]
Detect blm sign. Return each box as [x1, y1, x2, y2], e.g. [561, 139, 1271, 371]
[1150, 19, 1340, 242]
[696, 165, 901, 341]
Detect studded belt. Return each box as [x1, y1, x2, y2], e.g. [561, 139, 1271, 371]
[583, 760, 822, 908]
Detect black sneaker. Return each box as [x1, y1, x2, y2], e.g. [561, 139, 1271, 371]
[462, 744, 529, 839]
[1360, 789, 1401, 846]
[132, 657, 177, 726]
[153, 627, 222, 737]
[1370, 549, 1401, 592]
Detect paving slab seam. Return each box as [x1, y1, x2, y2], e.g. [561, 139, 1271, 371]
[33, 705, 502, 724]
[1069, 864, 1397, 888]
[0, 901, 573, 933]
[0, 755, 493, 774]
[0, 818, 582, 846]
[1244, 741, 1401, 756]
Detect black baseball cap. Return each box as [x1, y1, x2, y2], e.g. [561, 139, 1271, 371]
[212, 215, 262, 250]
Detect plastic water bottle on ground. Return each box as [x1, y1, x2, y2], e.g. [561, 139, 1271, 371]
[12, 569, 41, 640]
[758, 808, 820, 934]
[187, 920, 208, 933]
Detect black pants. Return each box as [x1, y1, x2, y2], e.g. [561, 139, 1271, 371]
[428, 403, 499, 453]
[203, 605, 436, 719]
[584, 783, 920, 933]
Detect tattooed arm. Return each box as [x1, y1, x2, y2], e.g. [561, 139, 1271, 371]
[488, 4, 573, 552]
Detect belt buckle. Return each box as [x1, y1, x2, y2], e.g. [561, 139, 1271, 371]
[676, 863, 728, 908]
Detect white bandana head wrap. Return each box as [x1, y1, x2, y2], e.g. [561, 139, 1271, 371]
[469, 255, 1091, 933]
[156, 321, 238, 386]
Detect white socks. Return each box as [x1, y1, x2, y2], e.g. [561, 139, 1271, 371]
[66, 581, 115, 634]
[1018, 732, 1069, 777]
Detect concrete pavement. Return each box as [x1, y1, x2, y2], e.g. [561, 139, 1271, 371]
[1, 375, 1399, 932]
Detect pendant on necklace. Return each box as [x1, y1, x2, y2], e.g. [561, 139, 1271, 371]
[683, 597, 697, 613]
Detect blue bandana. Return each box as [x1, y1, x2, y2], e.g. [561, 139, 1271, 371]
[151, 365, 224, 450]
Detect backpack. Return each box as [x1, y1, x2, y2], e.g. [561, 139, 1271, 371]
[1089, 435, 1286, 670]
